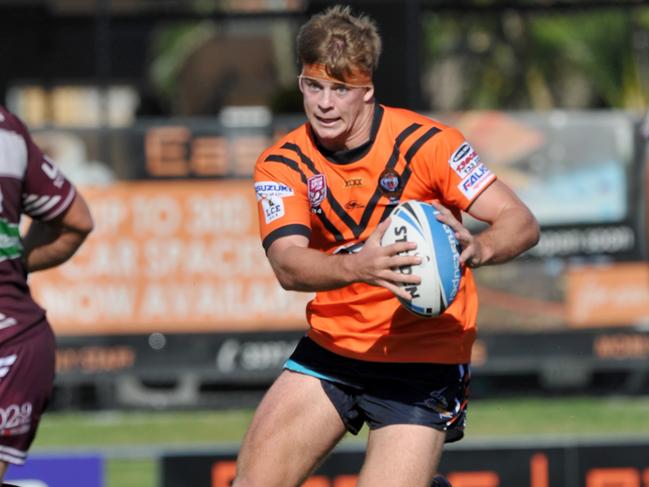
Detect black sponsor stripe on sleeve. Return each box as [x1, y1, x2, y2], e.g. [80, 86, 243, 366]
[262, 224, 311, 253]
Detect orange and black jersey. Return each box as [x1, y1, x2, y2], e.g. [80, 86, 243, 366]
[254, 104, 496, 364]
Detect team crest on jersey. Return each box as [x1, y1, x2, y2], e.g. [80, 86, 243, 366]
[379, 169, 401, 202]
[307, 174, 327, 210]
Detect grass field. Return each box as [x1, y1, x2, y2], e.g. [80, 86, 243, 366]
[23, 395, 649, 487]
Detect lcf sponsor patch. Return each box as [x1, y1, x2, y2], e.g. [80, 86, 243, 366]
[261, 197, 285, 223]
[255, 181, 294, 224]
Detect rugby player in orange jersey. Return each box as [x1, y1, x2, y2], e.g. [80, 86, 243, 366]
[234, 5, 539, 487]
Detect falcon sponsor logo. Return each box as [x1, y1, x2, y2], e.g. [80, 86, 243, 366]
[254, 181, 294, 201]
[449, 142, 481, 177]
[307, 174, 327, 209]
[458, 164, 494, 200]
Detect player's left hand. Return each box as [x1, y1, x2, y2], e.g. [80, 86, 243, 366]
[430, 201, 484, 268]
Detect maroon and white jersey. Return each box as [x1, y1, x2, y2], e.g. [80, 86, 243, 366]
[0, 106, 76, 345]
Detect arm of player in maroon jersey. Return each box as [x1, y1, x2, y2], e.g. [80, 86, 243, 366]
[22, 192, 94, 273]
[266, 219, 422, 300]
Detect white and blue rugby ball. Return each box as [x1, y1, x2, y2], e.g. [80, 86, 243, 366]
[381, 200, 462, 317]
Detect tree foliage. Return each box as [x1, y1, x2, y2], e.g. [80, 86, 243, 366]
[422, 6, 649, 110]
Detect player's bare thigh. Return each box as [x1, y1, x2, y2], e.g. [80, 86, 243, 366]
[358, 423, 446, 487]
[233, 370, 347, 487]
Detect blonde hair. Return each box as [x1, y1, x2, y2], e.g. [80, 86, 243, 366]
[297, 5, 382, 82]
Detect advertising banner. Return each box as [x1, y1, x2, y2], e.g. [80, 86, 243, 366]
[161, 439, 649, 487]
[566, 262, 649, 328]
[28, 180, 311, 336]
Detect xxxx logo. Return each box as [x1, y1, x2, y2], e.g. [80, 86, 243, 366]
[345, 178, 363, 188]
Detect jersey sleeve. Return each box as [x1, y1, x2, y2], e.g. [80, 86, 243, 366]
[254, 152, 312, 252]
[426, 127, 497, 210]
[12, 112, 76, 221]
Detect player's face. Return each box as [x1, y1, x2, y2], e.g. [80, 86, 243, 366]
[299, 75, 374, 151]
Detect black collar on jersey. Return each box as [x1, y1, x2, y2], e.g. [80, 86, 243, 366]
[263, 108, 442, 245]
[312, 104, 384, 165]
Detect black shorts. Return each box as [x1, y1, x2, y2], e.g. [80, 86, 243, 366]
[284, 336, 470, 443]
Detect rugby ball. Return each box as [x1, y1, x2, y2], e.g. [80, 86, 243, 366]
[380, 200, 462, 317]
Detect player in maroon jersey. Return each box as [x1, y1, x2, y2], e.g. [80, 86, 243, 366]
[0, 106, 94, 483]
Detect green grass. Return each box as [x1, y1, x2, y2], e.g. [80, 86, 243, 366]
[34, 409, 256, 446]
[106, 459, 156, 487]
[469, 396, 649, 437]
[26, 396, 649, 487]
